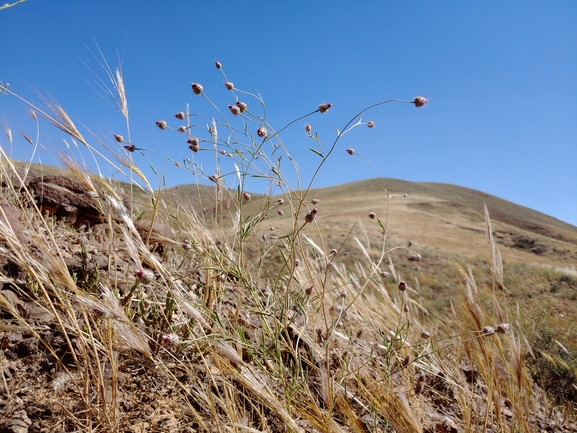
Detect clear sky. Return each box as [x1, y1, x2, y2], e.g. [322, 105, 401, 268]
[1, 1, 576, 226]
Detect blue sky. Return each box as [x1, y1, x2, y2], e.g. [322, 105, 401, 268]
[1, 1, 576, 226]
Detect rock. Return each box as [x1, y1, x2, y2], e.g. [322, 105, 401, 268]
[28, 175, 101, 227]
[1, 409, 32, 433]
[135, 220, 177, 254]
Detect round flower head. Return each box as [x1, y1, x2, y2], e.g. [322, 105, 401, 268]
[305, 208, 318, 223]
[187, 137, 200, 152]
[482, 326, 496, 337]
[346, 148, 355, 156]
[175, 112, 185, 120]
[277, 209, 284, 215]
[113, 134, 124, 143]
[367, 120, 375, 128]
[242, 192, 251, 201]
[257, 127, 267, 138]
[236, 101, 248, 112]
[276, 199, 284, 205]
[398, 281, 407, 291]
[318, 102, 332, 114]
[136, 269, 154, 284]
[311, 198, 320, 204]
[215, 60, 222, 69]
[305, 123, 312, 133]
[496, 323, 510, 334]
[191, 83, 204, 95]
[177, 125, 186, 133]
[228, 105, 241, 116]
[124, 144, 136, 152]
[368, 212, 376, 219]
[380, 271, 390, 278]
[224, 81, 234, 90]
[421, 331, 430, 339]
[155, 120, 168, 130]
[413, 96, 428, 108]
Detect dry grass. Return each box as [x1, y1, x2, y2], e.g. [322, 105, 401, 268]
[0, 65, 575, 433]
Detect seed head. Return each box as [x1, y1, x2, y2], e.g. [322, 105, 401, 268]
[346, 148, 355, 155]
[277, 209, 284, 215]
[496, 323, 510, 334]
[177, 126, 186, 133]
[380, 271, 390, 278]
[398, 281, 407, 291]
[175, 112, 185, 120]
[421, 331, 430, 339]
[404, 304, 410, 313]
[235, 101, 247, 112]
[305, 286, 313, 296]
[318, 102, 332, 114]
[224, 81, 234, 90]
[368, 212, 376, 220]
[305, 123, 312, 133]
[187, 137, 200, 152]
[257, 127, 267, 138]
[182, 239, 192, 250]
[367, 120, 375, 128]
[113, 134, 124, 143]
[155, 120, 168, 130]
[311, 198, 320, 204]
[339, 290, 347, 299]
[124, 144, 136, 152]
[215, 60, 222, 69]
[330, 248, 338, 255]
[413, 96, 428, 108]
[242, 192, 251, 201]
[276, 199, 284, 205]
[228, 104, 241, 116]
[305, 208, 318, 223]
[191, 83, 204, 95]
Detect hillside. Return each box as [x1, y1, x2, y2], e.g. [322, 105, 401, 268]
[1, 161, 576, 432]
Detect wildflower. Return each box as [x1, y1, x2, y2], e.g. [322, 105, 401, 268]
[235, 101, 247, 112]
[215, 60, 222, 69]
[257, 127, 267, 138]
[339, 290, 347, 299]
[311, 198, 320, 204]
[368, 212, 376, 219]
[367, 120, 375, 128]
[318, 102, 332, 113]
[277, 209, 284, 215]
[398, 281, 407, 291]
[191, 83, 204, 95]
[161, 333, 180, 345]
[496, 323, 510, 334]
[155, 120, 168, 130]
[276, 199, 284, 205]
[182, 239, 192, 250]
[305, 286, 313, 296]
[346, 148, 355, 155]
[226, 153, 232, 157]
[124, 144, 136, 152]
[228, 104, 241, 116]
[404, 304, 410, 312]
[380, 271, 390, 278]
[219, 149, 226, 154]
[413, 96, 428, 108]
[175, 112, 185, 120]
[305, 208, 318, 223]
[421, 331, 430, 339]
[224, 81, 234, 90]
[177, 126, 186, 133]
[330, 248, 337, 255]
[242, 192, 251, 201]
[262, 233, 267, 240]
[135, 269, 154, 284]
[482, 326, 496, 337]
[305, 123, 312, 133]
[113, 134, 124, 143]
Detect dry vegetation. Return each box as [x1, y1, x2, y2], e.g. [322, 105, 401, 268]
[0, 60, 576, 433]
